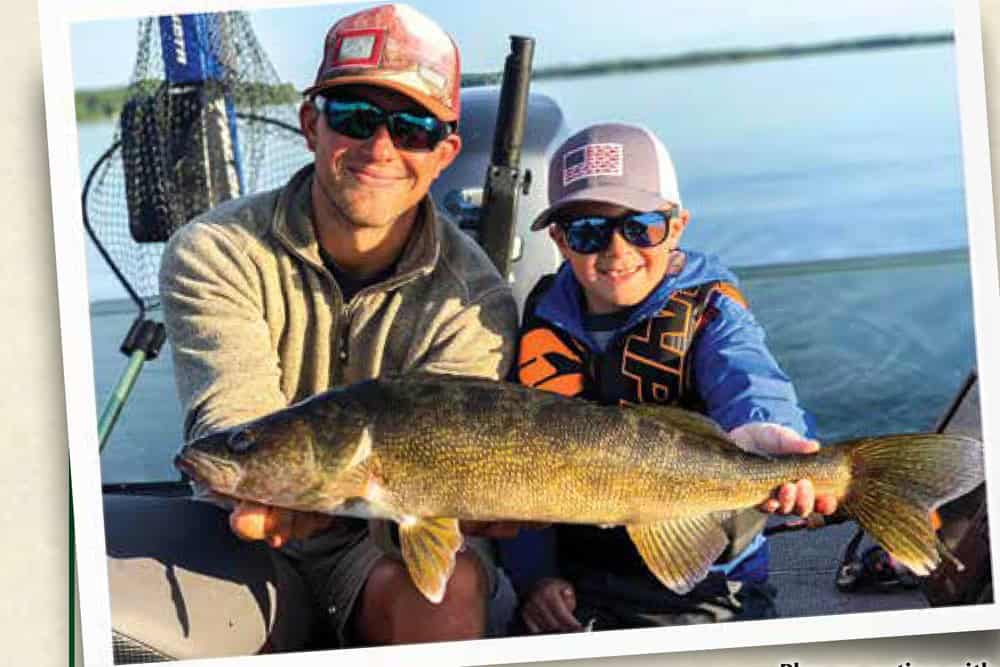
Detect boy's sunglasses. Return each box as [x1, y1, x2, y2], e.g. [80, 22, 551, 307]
[554, 208, 678, 254]
[313, 94, 455, 151]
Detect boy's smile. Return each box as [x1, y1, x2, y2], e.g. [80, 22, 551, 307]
[599, 265, 641, 280]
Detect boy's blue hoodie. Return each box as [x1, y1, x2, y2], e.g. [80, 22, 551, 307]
[532, 249, 812, 435]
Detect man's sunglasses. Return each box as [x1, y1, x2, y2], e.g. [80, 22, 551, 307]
[554, 208, 678, 254]
[313, 94, 454, 151]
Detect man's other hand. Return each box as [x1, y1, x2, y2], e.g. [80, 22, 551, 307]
[229, 500, 335, 548]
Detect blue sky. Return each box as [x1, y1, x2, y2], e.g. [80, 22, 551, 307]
[71, 0, 954, 90]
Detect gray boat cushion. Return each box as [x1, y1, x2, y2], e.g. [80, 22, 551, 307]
[105, 495, 315, 660]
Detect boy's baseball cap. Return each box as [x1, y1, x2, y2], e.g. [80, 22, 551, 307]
[303, 3, 461, 123]
[530, 123, 681, 230]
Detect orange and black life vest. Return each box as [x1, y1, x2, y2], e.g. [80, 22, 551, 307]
[517, 276, 748, 409]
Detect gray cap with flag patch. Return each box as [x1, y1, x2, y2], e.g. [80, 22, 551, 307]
[530, 122, 681, 230]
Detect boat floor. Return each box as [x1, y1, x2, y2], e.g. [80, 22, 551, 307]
[767, 373, 982, 618]
[767, 519, 925, 616]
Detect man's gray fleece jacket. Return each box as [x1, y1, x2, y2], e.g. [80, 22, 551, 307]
[159, 164, 518, 444]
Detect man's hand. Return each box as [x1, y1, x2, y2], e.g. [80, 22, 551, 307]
[229, 500, 335, 549]
[728, 422, 839, 518]
[521, 577, 583, 634]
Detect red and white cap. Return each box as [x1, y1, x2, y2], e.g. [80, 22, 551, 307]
[531, 123, 681, 230]
[303, 3, 461, 123]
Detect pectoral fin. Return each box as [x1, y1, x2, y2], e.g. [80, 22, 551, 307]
[398, 517, 464, 604]
[627, 516, 729, 594]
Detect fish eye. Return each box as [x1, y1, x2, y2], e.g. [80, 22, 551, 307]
[226, 430, 255, 454]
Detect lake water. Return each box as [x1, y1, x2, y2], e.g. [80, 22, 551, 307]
[78, 44, 978, 483]
[532, 44, 967, 264]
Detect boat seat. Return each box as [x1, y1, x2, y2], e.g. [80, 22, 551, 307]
[105, 494, 317, 662]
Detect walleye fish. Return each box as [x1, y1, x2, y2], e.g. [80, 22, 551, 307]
[175, 374, 985, 604]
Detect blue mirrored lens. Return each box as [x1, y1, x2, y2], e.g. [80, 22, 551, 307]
[564, 218, 616, 254]
[391, 111, 444, 149]
[621, 211, 669, 246]
[325, 99, 384, 139]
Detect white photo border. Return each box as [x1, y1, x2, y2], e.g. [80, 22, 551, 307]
[39, 0, 1000, 665]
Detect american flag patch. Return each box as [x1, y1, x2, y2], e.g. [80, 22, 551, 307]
[563, 143, 623, 186]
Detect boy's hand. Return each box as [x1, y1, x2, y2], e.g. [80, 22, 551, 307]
[521, 578, 583, 634]
[229, 500, 335, 549]
[728, 422, 839, 518]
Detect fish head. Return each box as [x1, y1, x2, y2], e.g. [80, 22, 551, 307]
[174, 428, 244, 495]
[174, 397, 371, 513]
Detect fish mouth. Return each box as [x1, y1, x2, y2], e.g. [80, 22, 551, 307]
[174, 447, 243, 494]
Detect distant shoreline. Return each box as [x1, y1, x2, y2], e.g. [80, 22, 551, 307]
[466, 31, 953, 85]
[76, 32, 953, 123]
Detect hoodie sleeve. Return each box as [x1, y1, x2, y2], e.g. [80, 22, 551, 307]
[159, 220, 289, 443]
[691, 291, 814, 437]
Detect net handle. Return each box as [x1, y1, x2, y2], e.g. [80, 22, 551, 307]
[81, 140, 151, 316]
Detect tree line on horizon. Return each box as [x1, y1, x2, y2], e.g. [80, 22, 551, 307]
[76, 32, 953, 123]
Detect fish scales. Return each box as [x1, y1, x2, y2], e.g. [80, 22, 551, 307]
[176, 373, 985, 603]
[309, 376, 846, 522]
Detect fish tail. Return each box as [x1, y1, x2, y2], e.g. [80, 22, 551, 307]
[840, 433, 984, 576]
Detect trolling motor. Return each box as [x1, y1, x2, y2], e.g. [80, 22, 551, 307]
[122, 15, 245, 244]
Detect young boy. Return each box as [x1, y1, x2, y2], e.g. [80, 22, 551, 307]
[508, 122, 838, 632]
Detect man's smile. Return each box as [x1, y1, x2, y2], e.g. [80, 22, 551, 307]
[346, 165, 408, 187]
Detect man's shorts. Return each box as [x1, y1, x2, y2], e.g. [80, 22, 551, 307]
[568, 567, 777, 631]
[287, 519, 517, 646]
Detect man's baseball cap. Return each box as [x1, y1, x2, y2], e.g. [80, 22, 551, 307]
[303, 3, 461, 123]
[530, 123, 681, 230]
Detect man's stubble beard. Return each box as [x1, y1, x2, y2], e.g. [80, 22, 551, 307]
[320, 175, 413, 232]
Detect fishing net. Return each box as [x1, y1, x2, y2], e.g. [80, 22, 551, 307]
[82, 12, 311, 310]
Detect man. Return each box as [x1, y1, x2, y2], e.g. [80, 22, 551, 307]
[160, 3, 519, 646]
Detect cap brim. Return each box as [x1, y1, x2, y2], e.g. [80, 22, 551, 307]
[529, 186, 676, 231]
[303, 76, 458, 123]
